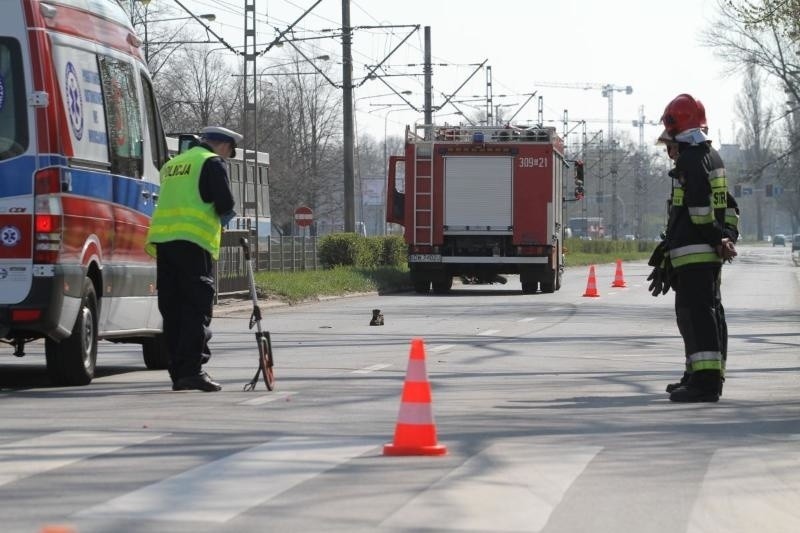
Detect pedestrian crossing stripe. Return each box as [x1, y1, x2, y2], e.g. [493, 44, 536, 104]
[75, 437, 376, 523]
[381, 442, 601, 531]
[0, 431, 167, 488]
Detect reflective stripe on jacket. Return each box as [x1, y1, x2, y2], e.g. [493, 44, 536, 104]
[145, 146, 221, 259]
[666, 143, 726, 268]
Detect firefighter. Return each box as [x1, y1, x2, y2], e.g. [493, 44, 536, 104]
[648, 94, 735, 402]
[145, 126, 240, 392]
[653, 125, 740, 396]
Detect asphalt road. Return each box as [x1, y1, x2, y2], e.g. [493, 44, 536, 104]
[1, 245, 798, 533]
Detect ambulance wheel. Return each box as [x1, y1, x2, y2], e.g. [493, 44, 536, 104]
[46, 278, 98, 386]
[142, 334, 170, 370]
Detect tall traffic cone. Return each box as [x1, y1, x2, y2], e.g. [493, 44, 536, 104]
[611, 259, 627, 288]
[384, 338, 447, 456]
[582, 265, 600, 297]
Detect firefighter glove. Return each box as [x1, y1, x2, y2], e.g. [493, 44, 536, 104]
[647, 267, 671, 297]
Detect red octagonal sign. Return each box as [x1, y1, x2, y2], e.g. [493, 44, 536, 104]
[294, 205, 313, 227]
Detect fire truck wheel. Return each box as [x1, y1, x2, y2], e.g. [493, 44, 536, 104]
[45, 278, 98, 386]
[432, 277, 453, 294]
[142, 334, 170, 370]
[413, 280, 431, 294]
[521, 281, 537, 294]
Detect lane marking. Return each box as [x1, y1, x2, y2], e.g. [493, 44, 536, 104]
[430, 344, 455, 352]
[518, 317, 537, 323]
[76, 437, 376, 523]
[688, 443, 800, 533]
[477, 329, 500, 336]
[352, 363, 392, 374]
[382, 442, 600, 532]
[0, 431, 166, 487]
[237, 391, 294, 405]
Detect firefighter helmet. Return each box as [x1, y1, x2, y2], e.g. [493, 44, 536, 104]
[661, 93, 705, 136]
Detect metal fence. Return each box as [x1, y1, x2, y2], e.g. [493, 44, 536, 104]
[214, 231, 321, 299]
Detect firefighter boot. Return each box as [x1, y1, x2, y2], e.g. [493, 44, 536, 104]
[665, 371, 690, 393]
[669, 370, 721, 403]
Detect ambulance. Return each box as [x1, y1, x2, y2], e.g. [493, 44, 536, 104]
[0, 0, 169, 385]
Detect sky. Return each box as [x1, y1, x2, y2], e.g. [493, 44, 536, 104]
[173, 0, 759, 151]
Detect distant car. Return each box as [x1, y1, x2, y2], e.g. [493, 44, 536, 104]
[792, 234, 800, 252]
[773, 234, 786, 246]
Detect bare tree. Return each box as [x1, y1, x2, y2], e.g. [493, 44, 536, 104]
[257, 59, 343, 235]
[737, 61, 777, 239]
[154, 46, 240, 135]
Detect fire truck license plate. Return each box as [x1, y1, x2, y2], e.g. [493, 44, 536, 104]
[408, 254, 442, 262]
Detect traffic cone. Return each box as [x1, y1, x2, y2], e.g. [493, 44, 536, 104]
[582, 265, 600, 297]
[383, 338, 447, 456]
[611, 259, 627, 288]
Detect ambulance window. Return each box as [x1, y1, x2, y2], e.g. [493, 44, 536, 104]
[140, 72, 167, 170]
[0, 38, 28, 160]
[98, 56, 143, 177]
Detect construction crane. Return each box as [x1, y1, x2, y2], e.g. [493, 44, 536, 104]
[531, 81, 633, 240]
[530, 81, 633, 142]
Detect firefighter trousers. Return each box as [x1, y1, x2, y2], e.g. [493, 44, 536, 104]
[155, 240, 215, 381]
[673, 265, 722, 373]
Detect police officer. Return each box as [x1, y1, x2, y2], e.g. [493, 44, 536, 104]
[145, 126, 240, 392]
[654, 126, 739, 396]
[651, 94, 734, 402]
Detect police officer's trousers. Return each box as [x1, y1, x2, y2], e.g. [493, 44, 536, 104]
[155, 240, 215, 381]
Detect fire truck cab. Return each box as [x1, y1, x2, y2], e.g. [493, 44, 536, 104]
[387, 124, 566, 295]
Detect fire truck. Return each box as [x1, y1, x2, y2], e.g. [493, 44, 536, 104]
[386, 124, 566, 294]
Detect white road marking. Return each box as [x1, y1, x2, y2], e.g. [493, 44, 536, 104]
[477, 329, 500, 336]
[517, 317, 537, 323]
[382, 441, 600, 532]
[76, 437, 376, 523]
[429, 344, 455, 352]
[0, 431, 166, 487]
[237, 391, 294, 405]
[352, 363, 392, 374]
[688, 443, 800, 533]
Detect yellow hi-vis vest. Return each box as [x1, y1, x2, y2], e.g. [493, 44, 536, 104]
[145, 146, 222, 259]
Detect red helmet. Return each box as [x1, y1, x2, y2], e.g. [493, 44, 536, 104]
[661, 93, 706, 136]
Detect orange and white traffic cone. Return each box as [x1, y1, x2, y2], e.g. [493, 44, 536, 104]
[384, 338, 447, 456]
[611, 259, 627, 288]
[582, 265, 600, 297]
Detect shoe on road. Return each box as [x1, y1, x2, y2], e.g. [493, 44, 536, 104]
[172, 372, 222, 392]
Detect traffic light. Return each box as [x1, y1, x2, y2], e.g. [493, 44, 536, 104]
[574, 160, 585, 200]
[765, 183, 774, 197]
[733, 184, 741, 197]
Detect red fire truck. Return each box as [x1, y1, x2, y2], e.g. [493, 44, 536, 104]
[386, 124, 566, 294]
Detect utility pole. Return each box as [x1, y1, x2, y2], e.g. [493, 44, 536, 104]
[600, 84, 633, 240]
[242, 0, 258, 254]
[423, 26, 432, 140]
[342, 0, 355, 232]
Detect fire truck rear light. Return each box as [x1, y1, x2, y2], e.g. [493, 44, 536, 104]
[12, 309, 42, 322]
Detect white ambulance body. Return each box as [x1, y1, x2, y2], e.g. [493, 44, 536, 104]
[0, 0, 169, 385]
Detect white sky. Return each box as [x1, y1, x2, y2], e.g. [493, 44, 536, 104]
[179, 0, 764, 150]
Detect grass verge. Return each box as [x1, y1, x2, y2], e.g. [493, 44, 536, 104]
[251, 243, 656, 304]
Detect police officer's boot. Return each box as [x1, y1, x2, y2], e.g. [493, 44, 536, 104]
[669, 370, 720, 403]
[665, 371, 690, 393]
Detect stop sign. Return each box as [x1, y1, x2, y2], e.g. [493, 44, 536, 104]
[294, 206, 313, 227]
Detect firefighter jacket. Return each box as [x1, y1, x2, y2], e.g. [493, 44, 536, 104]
[665, 142, 727, 269]
[145, 146, 222, 260]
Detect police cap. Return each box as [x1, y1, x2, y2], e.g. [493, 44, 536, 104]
[200, 126, 243, 157]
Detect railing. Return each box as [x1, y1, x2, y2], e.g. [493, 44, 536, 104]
[214, 231, 321, 299]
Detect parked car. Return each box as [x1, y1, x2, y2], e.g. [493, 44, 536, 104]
[773, 234, 786, 246]
[792, 234, 800, 252]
